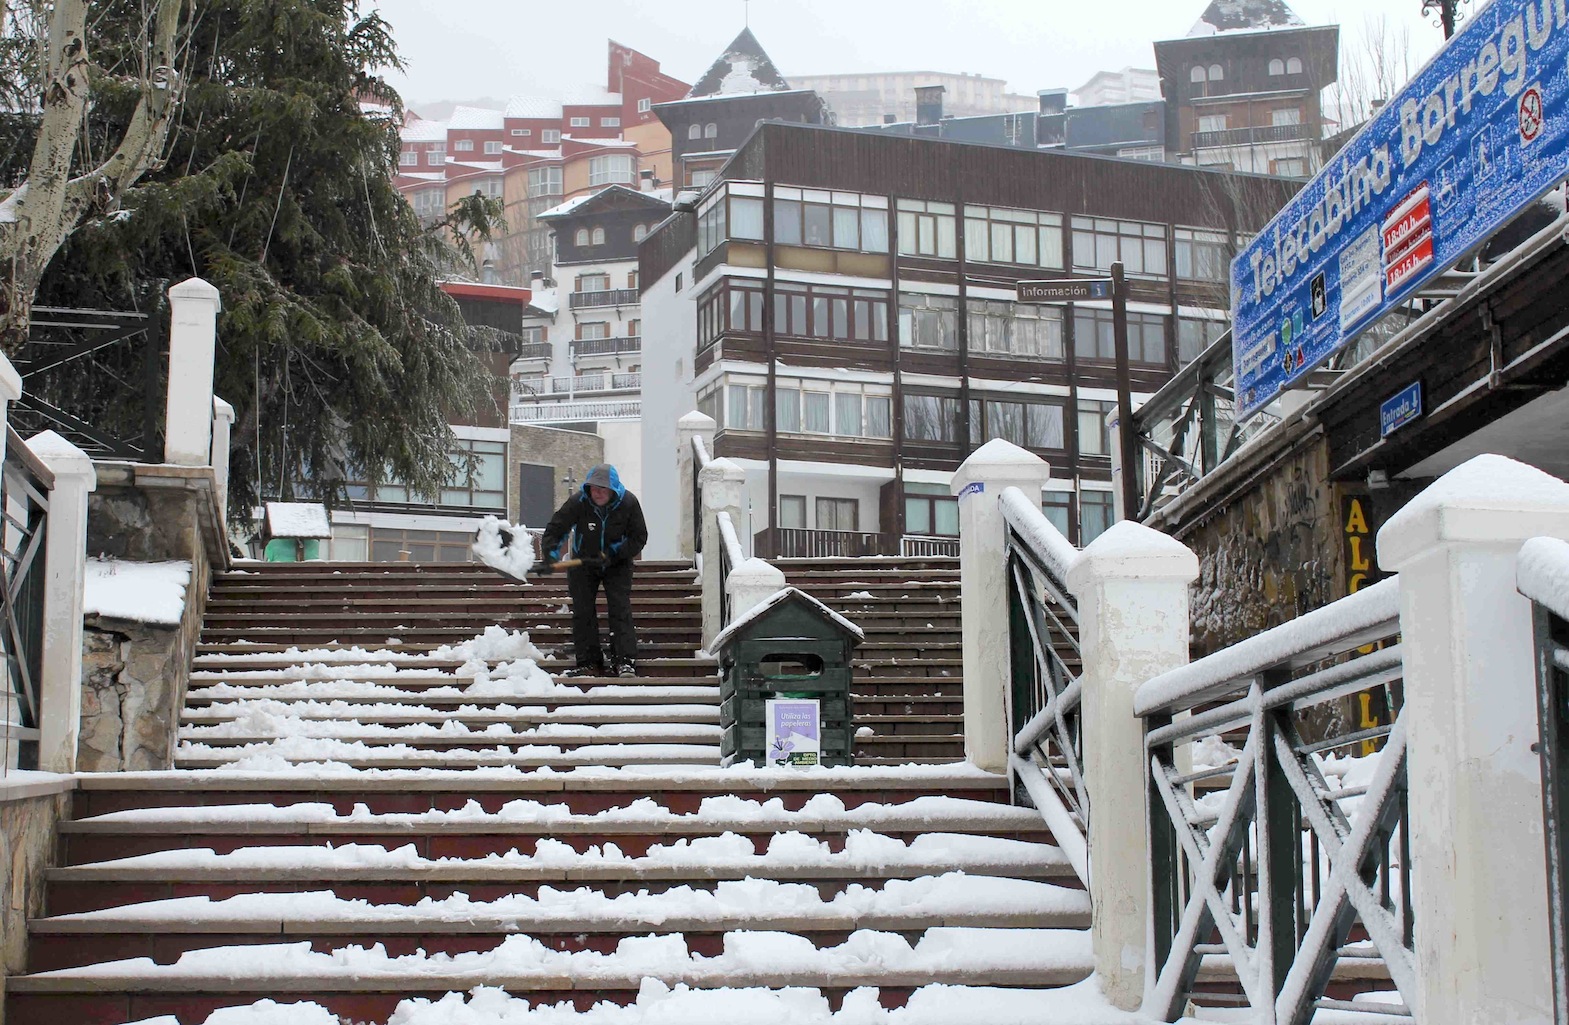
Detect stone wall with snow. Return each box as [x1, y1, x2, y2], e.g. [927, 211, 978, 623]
[81, 464, 229, 771]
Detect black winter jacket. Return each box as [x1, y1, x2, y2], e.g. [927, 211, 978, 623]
[540, 470, 648, 565]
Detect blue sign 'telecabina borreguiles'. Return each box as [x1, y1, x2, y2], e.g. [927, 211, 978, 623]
[1233, 0, 1569, 419]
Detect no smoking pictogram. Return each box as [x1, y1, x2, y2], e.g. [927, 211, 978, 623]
[1520, 85, 1545, 143]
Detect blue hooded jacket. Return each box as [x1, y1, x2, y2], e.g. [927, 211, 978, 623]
[540, 464, 648, 564]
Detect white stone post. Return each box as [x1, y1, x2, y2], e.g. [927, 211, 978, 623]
[1066, 521, 1198, 1010]
[27, 431, 96, 774]
[211, 397, 236, 529]
[677, 411, 716, 562]
[727, 558, 786, 623]
[1376, 454, 1569, 1025]
[700, 457, 746, 650]
[951, 439, 1053, 773]
[164, 278, 222, 466]
[0, 354, 20, 464]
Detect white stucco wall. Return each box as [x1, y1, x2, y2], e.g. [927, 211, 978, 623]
[597, 420, 643, 499]
[637, 247, 697, 560]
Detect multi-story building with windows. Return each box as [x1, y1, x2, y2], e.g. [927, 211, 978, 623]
[653, 28, 830, 191]
[506, 184, 673, 499]
[638, 121, 1298, 560]
[1155, 0, 1339, 177]
[394, 41, 689, 282]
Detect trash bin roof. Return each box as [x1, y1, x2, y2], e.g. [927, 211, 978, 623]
[711, 586, 865, 652]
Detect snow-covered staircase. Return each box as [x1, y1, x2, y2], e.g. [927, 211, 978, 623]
[4, 559, 1100, 1023]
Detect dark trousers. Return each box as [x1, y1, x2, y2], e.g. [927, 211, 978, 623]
[566, 560, 636, 666]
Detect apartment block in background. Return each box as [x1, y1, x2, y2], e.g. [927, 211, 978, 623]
[638, 122, 1301, 561]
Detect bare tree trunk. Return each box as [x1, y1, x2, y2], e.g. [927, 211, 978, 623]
[0, 0, 185, 355]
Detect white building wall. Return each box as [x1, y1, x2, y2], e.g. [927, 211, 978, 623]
[597, 419, 643, 498]
[637, 249, 697, 561]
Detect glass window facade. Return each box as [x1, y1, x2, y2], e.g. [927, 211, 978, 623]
[1073, 308, 1169, 364]
[963, 206, 1064, 268]
[1071, 216, 1168, 277]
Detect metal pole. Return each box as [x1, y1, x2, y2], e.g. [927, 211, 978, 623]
[1111, 262, 1140, 519]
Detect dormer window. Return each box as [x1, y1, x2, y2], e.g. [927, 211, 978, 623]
[575, 228, 590, 246]
[1269, 59, 1285, 76]
[592, 227, 606, 245]
[1190, 66, 1206, 84]
[1287, 57, 1303, 74]
[689, 124, 701, 140]
[1208, 64, 1224, 82]
[704, 123, 719, 139]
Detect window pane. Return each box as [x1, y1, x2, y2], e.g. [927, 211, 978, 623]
[779, 495, 806, 529]
[834, 393, 862, 437]
[990, 223, 1013, 264]
[866, 396, 891, 437]
[934, 498, 959, 535]
[775, 200, 802, 245]
[732, 197, 764, 239]
[748, 387, 765, 430]
[1026, 404, 1065, 449]
[965, 218, 989, 262]
[811, 296, 830, 338]
[1015, 226, 1037, 266]
[986, 401, 1025, 447]
[803, 203, 832, 246]
[918, 216, 935, 254]
[776, 387, 801, 432]
[1042, 498, 1071, 536]
[906, 499, 931, 534]
[862, 209, 889, 253]
[937, 215, 956, 258]
[1080, 492, 1115, 544]
[791, 295, 807, 334]
[831, 298, 850, 339]
[727, 385, 749, 429]
[903, 394, 941, 440]
[804, 392, 831, 433]
[833, 206, 860, 250]
[853, 300, 871, 340]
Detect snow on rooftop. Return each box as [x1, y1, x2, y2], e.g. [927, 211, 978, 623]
[1188, 0, 1307, 36]
[528, 288, 560, 315]
[536, 193, 597, 220]
[506, 95, 564, 120]
[689, 28, 792, 99]
[265, 502, 332, 539]
[561, 85, 623, 106]
[400, 118, 446, 143]
[84, 558, 192, 627]
[447, 105, 505, 131]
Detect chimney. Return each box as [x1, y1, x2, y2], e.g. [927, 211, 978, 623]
[639, 167, 658, 192]
[915, 85, 946, 126]
[530, 271, 545, 284]
[1038, 89, 1069, 116]
[883, 113, 897, 125]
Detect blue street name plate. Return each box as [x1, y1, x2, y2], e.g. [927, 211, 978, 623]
[1232, 0, 1569, 419]
[1380, 381, 1424, 437]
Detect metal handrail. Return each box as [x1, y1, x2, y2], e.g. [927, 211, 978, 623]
[999, 485, 1087, 885]
[716, 510, 744, 628]
[1139, 576, 1412, 1022]
[1521, 535, 1569, 1025]
[0, 434, 51, 771]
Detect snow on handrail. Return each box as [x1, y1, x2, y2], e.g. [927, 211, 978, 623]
[1135, 576, 1402, 717]
[716, 510, 745, 569]
[1000, 486, 1077, 586]
[692, 434, 712, 471]
[1518, 536, 1569, 624]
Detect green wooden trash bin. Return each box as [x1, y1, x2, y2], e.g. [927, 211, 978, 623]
[710, 587, 864, 768]
[263, 502, 332, 562]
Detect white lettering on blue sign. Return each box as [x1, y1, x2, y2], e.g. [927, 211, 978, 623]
[957, 481, 985, 501]
[1380, 381, 1424, 437]
[1233, 0, 1569, 419]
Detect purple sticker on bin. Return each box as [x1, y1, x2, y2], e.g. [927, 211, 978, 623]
[765, 699, 822, 768]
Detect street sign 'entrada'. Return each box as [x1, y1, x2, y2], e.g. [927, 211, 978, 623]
[1017, 278, 1114, 303]
[1232, 0, 1569, 419]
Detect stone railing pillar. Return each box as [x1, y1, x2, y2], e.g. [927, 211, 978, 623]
[211, 397, 235, 529]
[951, 439, 1052, 772]
[1066, 521, 1198, 1010]
[677, 411, 716, 562]
[0, 353, 19, 462]
[164, 277, 221, 466]
[27, 431, 97, 774]
[699, 457, 746, 650]
[726, 558, 786, 623]
[1377, 454, 1569, 1024]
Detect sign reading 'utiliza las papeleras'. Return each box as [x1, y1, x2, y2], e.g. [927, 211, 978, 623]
[1233, 0, 1569, 420]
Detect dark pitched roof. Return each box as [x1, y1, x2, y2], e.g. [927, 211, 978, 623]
[535, 185, 672, 222]
[1188, 0, 1306, 36]
[688, 28, 792, 98]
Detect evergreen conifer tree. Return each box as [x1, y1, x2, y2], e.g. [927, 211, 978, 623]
[20, 0, 499, 519]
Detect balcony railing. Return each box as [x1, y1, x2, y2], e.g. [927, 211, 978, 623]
[510, 399, 641, 423]
[511, 342, 552, 361]
[573, 336, 641, 357]
[1192, 123, 1309, 149]
[517, 373, 641, 397]
[569, 288, 639, 310]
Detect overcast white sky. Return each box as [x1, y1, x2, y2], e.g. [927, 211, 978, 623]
[366, 0, 1454, 110]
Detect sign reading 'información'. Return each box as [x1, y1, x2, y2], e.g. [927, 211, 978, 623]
[1233, 0, 1569, 419]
